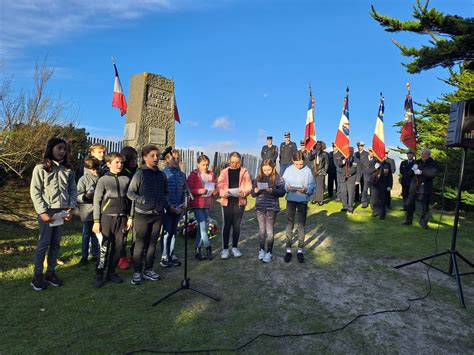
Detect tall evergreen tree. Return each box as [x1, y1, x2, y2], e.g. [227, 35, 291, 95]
[371, 1, 474, 205]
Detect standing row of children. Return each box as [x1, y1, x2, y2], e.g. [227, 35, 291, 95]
[30, 139, 315, 291]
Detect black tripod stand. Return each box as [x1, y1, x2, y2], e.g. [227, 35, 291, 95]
[395, 147, 473, 308]
[152, 192, 220, 306]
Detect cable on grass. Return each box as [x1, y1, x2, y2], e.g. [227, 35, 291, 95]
[126, 151, 451, 354]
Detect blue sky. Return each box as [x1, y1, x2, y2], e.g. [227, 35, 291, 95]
[1, 0, 470, 156]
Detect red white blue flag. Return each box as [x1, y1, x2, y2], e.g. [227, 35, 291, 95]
[112, 60, 127, 117]
[401, 83, 417, 151]
[173, 93, 181, 124]
[334, 87, 350, 158]
[372, 93, 385, 161]
[304, 87, 316, 151]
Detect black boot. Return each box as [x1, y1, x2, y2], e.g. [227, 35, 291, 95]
[195, 248, 205, 261]
[206, 246, 213, 260]
[403, 211, 413, 225]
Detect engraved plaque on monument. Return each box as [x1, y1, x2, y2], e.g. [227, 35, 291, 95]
[123, 72, 176, 154]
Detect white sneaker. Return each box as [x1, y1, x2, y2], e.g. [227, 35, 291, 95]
[262, 252, 273, 263]
[231, 247, 242, 258]
[221, 249, 230, 259]
[258, 249, 265, 260]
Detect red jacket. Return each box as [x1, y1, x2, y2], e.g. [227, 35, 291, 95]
[187, 169, 215, 209]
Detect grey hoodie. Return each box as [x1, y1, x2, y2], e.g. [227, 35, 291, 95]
[30, 162, 77, 215]
[77, 170, 99, 221]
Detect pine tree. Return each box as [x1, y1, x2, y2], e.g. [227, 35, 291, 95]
[371, 1, 474, 205]
[370, 0, 474, 73]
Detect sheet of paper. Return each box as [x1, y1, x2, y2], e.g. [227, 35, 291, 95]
[49, 211, 67, 227]
[228, 188, 240, 197]
[96, 232, 103, 246]
[257, 182, 269, 190]
[204, 182, 215, 191]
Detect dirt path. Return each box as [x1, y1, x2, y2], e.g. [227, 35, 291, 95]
[225, 211, 474, 353]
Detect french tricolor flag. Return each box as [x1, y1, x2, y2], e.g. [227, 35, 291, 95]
[372, 93, 385, 161]
[304, 89, 316, 151]
[401, 84, 417, 151]
[334, 87, 350, 158]
[112, 61, 127, 117]
[173, 93, 181, 124]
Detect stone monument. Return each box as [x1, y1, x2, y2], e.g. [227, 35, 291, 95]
[123, 72, 176, 154]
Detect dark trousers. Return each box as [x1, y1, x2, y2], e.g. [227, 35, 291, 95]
[256, 210, 276, 252]
[401, 185, 410, 210]
[96, 215, 125, 275]
[133, 213, 162, 273]
[370, 186, 388, 218]
[327, 173, 337, 198]
[339, 179, 356, 209]
[314, 175, 325, 202]
[81, 220, 99, 259]
[386, 188, 392, 208]
[33, 209, 63, 276]
[286, 201, 308, 249]
[161, 211, 180, 258]
[222, 199, 245, 249]
[360, 175, 370, 205]
[407, 191, 431, 221]
[355, 176, 361, 202]
[280, 164, 291, 176]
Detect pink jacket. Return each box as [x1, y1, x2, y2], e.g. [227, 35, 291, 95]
[217, 167, 252, 207]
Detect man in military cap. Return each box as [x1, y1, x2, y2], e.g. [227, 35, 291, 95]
[399, 149, 416, 211]
[299, 140, 310, 167]
[261, 136, 278, 163]
[327, 142, 338, 199]
[279, 132, 297, 175]
[384, 150, 396, 209]
[337, 147, 360, 213]
[355, 141, 370, 208]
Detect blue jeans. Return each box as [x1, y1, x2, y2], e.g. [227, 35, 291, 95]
[193, 208, 210, 248]
[82, 220, 99, 258]
[162, 211, 180, 258]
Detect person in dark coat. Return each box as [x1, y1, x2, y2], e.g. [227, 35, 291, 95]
[337, 147, 360, 213]
[261, 136, 279, 163]
[308, 141, 328, 205]
[399, 149, 416, 211]
[299, 140, 311, 167]
[355, 142, 371, 208]
[327, 143, 338, 199]
[384, 150, 396, 209]
[404, 148, 437, 228]
[333, 148, 344, 201]
[369, 157, 393, 220]
[279, 132, 298, 176]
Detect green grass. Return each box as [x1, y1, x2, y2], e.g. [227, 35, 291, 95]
[1, 188, 473, 354]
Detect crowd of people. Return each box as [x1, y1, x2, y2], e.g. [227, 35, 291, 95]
[28, 135, 437, 291]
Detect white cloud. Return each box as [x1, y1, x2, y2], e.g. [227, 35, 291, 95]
[0, 0, 224, 59]
[211, 116, 232, 130]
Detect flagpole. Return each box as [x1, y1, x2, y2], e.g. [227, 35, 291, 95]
[111, 56, 116, 65]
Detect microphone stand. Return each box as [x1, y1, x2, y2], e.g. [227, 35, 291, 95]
[152, 189, 220, 306]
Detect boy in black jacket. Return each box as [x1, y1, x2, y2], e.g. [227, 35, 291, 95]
[92, 152, 132, 288]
